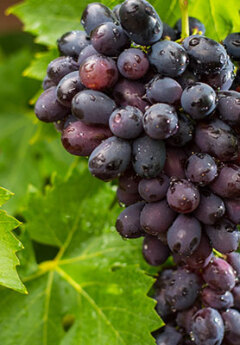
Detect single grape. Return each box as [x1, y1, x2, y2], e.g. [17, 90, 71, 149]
[223, 32, 240, 61]
[116, 201, 145, 238]
[227, 252, 240, 280]
[143, 103, 179, 140]
[34, 87, 69, 122]
[175, 17, 206, 36]
[81, 3, 116, 35]
[57, 31, 90, 58]
[177, 304, 200, 333]
[194, 190, 225, 225]
[217, 90, 240, 126]
[56, 71, 84, 107]
[202, 287, 234, 310]
[142, 235, 170, 266]
[149, 40, 188, 77]
[116, 187, 141, 206]
[72, 89, 116, 126]
[117, 48, 149, 80]
[88, 136, 131, 181]
[77, 45, 98, 66]
[191, 308, 224, 345]
[231, 68, 240, 92]
[210, 164, 240, 198]
[42, 75, 55, 90]
[155, 288, 172, 320]
[146, 75, 183, 105]
[176, 68, 199, 89]
[132, 135, 166, 178]
[185, 153, 218, 186]
[222, 309, 240, 345]
[61, 120, 112, 156]
[164, 147, 187, 179]
[181, 82, 217, 120]
[140, 199, 177, 236]
[119, 0, 163, 45]
[79, 54, 118, 90]
[63, 114, 78, 129]
[113, 4, 121, 20]
[232, 285, 240, 309]
[167, 113, 194, 147]
[155, 325, 183, 345]
[225, 198, 240, 225]
[138, 173, 169, 202]
[167, 178, 200, 213]
[109, 106, 143, 139]
[195, 119, 238, 162]
[47, 57, 79, 85]
[91, 22, 130, 56]
[118, 169, 141, 194]
[162, 23, 177, 41]
[167, 214, 202, 256]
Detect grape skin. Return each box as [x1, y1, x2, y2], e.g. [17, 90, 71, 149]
[116, 201, 145, 238]
[221, 309, 240, 345]
[47, 56, 79, 84]
[185, 153, 218, 186]
[223, 32, 240, 61]
[56, 71, 85, 107]
[57, 31, 90, 58]
[175, 17, 206, 36]
[210, 164, 240, 198]
[138, 174, 169, 202]
[116, 187, 141, 206]
[142, 235, 170, 266]
[201, 287, 234, 310]
[78, 45, 98, 66]
[217, 90, 240, 126]
[164, 147, 187, 179]
[117, 48, 149, 80]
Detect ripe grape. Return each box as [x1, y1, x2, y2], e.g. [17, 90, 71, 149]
[56, 71, 84, 107]
[223, 32, 240, 61]
[194, 190, 225, 225]
[142, 235, 170, 266]
[155, 325, 183, 345]
[57, 31, 90, 58]
[138, 173, 169, 202]
[117, 48, 149, 80]
[210, 164, 240, 198]
[177, 305, 200, 332]
[221, 309, 240, 345]
[78, 45, 98, 65]
[232, 285, 240, 309]
[116, 187, 141, 206]
[217, 90, 240, 126]
[185, 153, 218, 186]
[42, 75, 55, 90]
[47, 56, 79, 84]
[175, 17, 206, 36]
[201, 287, 234, 310]
[176, 68, 199, 89]
[164, 147, 187, 179]
[116, 201, 145, 238]
[227, 252, 240, 280]
[162, 23, 177, 41]
[118, 169, 141, 194]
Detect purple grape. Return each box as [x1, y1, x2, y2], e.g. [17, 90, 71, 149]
[112, 79, 149, 112]
[162, 23, 177, 41]
[176, 68, 199, 89]
[138, 173, 169, 202]
[202, 257, 236, 292]
[191, 308, 224, 345]
[149, 41, 189, 77]
[56, 71, 84, 107]
[164, 147, 187, 179]
[217, 90, 240, 126]
[205, 218, 239, 254]
[109, 106, 143, 139]
[185, 153, 218, 186]
[155, 325, 183, 345]
[72, 90, 116, 126]
[132, 135, 166, 178]
[155, 289, 172, 320]
[146, 75, 183, 105]
[177, 304, 200, 333]
[181, 82, 217, 120]
[142, 235, 170, 266]
[210, 164, 240, 198]
[77, 45, 98, 66]
[227, 252, 240, 280]
[34, 87, 69, 123]
[167, 178, 200, 214]
[202, 287, 234, 310]
[184, 234, 212, 270]
[47, 57, 79, 84]
[117, 48, 149, 80]
[232, 285, 240, 309]
[116, 187, 141, 206]
[195, 119, 238, 162]
[116, 201, 145, 238]
[223, 32, 240, 61]
[63, 114, 78, 129]
[113, 4, 121, 20]
[88, 136, 131, 181]
[167, 214, 202, 256]
[175, 17, 206, 36]
[57, 31, 90, 58]
[42, 75, 55, 90]
[194, 190, 225, 225]
[222, 309, 240, 345]
[140, 199, 176, 236]
[61, 120, 112, 156]
[118, 169, 141, 194]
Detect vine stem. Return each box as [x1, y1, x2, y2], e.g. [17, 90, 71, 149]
[179, 0, 189, 39]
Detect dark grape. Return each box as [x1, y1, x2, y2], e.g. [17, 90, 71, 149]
[79, 54, 118, 90]
[210, 164, 240, 198]
[202, 287, 234, 310]
[117, 187, 141, 206]
[109, 106, 143, 139]
[88, 136, 131, 181]
[167, 113, 194, 147]
[34, 87, 69, 122]
[191, 308, 224, 345]
[164, 147, 187, 179]
[140, 199, 177, 236]
[155, 325, 183, 345]
[138, 173, 169, 202]
[72, 90, 116, 126]
[81, 3, 116, 36]
[231, 68, 240, 92]
[217, 90, 240, 126]
[232, 285, 240, 309]
[227, 252, 240, 280]
[61, 120, 112, 156]
[47, 57, 79, 84]
[118, 169, 141, 194]
[167, 214, 202, 256]
[167, 178, 200, 213]
[175, 17, 206, 36]
[57, 31, 90, 58]
[119, 0, 163, 45]
[63, 114, 78, 129]
[77, 45, 98, 66]
[223, 32, 240, 61]
[146, 75, 183, 105]
[132, 135, 166, 178]
[142, 235, 170, 266]
[117, 48, 149, 80]
[162, 23, 177, 41]
[149, 40, 189, 77]
[155, 288, 172, 320]
[222, 309, 240, 345]
[194, 190, 225, 225]
[177, 305, 200, 332]
[56, 71, 84, 107]
[113, 4, 121, 20]
[90, 22, 130, 56]
[42, 75, 55, 90]
[116, 201, 145, 238]
[181, 82, 217, 120]
[176, 68, 199, 89]
[203, 257, 236, 292]
[185, 153, 218, 186]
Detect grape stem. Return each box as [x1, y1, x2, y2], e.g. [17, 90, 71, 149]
[179, 0, 189, 38]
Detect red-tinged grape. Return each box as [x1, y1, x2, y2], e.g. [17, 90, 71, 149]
[78, 45, 98, 66]
[227, 252, 240, 280]
[155, 326, 183, 345]
[72, 90, 116, 126]
[167, 214, 202, 256]
[142, 235, 170, 266]
[118, 169, 141, 194]
[47, 57, 79, 84]
[116, 187, 141, 206]
[88, 136, 131, 181]
[201, 287, 234, 310]
[117, 48, 149, 80]
[146, 75, 182, 105]
[164, 147, 187, 179]
[116, 201, 145, 238]
[217, 90, 240, 126]
[61, 120, 112, 156]
[167, 178, 200, 214]
[34, 87, 69, 123]
[79, 54, 118, 90]
[194, 190, 225, 225]
[56, 71, 84, 107]
[232, 285, 240, 309]
[140, 199, 177, 236]
[57, 31, 90, 58]
[210, 164, 240, 198]
[138, 173, 169, 202]
[202, 257, 236, 292]
[185, 153, 218, 186]
[221, 309, 240, 345]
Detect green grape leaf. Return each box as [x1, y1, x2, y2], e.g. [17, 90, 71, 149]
[0, 187, 26, 294]
[24, 49, 58, 81]
[0, 170, 162, 345]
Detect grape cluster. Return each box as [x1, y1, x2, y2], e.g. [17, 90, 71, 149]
[34, 0, 240, 343]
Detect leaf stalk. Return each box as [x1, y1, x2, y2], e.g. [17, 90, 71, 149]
[179, 0, 189, 38]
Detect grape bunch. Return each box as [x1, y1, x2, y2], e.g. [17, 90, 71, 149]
[34, 0, 240, 343]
